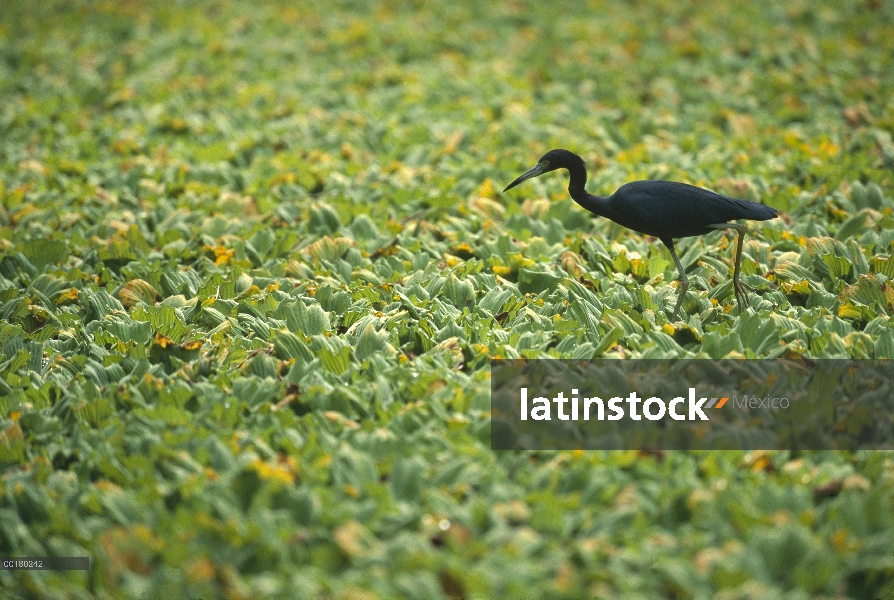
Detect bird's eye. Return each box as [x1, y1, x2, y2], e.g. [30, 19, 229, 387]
[542, 160, 550, 166]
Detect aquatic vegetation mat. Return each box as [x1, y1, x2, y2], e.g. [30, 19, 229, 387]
[1, 0, 894, 597]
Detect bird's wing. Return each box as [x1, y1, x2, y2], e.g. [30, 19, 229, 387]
[607, 181, 777, 239]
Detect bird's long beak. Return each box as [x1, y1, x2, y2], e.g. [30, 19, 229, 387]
[503, 162, 547, 192]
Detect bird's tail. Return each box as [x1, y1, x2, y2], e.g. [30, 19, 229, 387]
[732, 198, 778, 221]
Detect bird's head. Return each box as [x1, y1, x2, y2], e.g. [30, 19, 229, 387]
[503, 149, 584, 192]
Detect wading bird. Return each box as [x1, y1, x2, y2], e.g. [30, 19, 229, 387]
[503, 149, 778, 320]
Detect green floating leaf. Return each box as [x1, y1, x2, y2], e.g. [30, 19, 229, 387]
[81, 289, 125, 323]
[273, 330, 314, 362]
[648, 254, 672, 278]
[201, 307, 228, 326]
[852, 181, 885, 210]
[233, 376, 281, 410]
[443, 274, 477, 309]
[99, 238, 138, 262]
[0, 348, 30, 378]
[820, 253, 852, 280]
[104, 316, 153, 345]
[592, 325, 624, 357]
[131, 304, 191, 343]
[247, 352, 277, 378]
[303, 236, 354, 264]
[643, 331, 682, 357]
[79, 396, 114, 427]
[198, 274, 238, 301]
[355, 323, 392, 361]
[637, 287, 656, 311]
[118, 279, 159, 308]
[323, 290, 352, 314]
[279, 300, 330, 336]
[22, 239, 69, 272]
[775, 261, 820, 283]
[350, 214, 379, 240]
[834, 210, 870, 241]
[875, 329, 894, 359]
[313, 336, 352, 375]
[866, 182, 887, 208]
[0, 422, 25, 464]
[807, 287, 838, 311]
[518, 268, 562, 295]
[390, 456, 426, 503]
[850, 181, 869, 208]
[235, 272, 254, 294]
[159, 269, 200, 298]
[702, 330, 744, 358]
[479, 287, 517, 316]
[841, 274, 892, 315]
[309, 202, 341, 235]
[603, 309, 643, 336]
[160, 295, 195, 309]
[249, 227, 276, 258]
[870, 256, 894, 278]
[736, 313, 782, 357]
[569, 342, 596, 360]
[611, 251, 631, 273]
[0, 254, 37, 279]
[566, 299, 601, 337]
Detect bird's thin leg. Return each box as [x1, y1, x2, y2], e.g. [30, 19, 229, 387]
[663, 239, 688, 321]
[707, 223, 752, 314]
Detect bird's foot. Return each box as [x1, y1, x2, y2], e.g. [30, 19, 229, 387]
[733, 279, 753, 314]
[738, 280, 758, 295]
[670, 282, 689, 322]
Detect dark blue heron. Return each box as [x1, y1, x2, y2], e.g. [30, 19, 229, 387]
[504, 149, 778, 319]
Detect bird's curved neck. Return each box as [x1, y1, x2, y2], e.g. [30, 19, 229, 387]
[565, 162, 609, 216]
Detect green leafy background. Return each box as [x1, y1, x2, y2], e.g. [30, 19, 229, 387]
[2, 0, 894, 597]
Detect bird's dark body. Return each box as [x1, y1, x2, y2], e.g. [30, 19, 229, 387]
[600, 180, 778, 240]
[503, 148, 779, 319]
